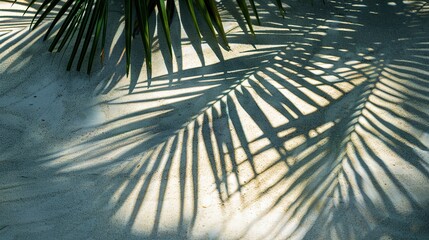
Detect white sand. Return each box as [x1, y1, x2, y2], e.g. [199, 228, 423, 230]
[1, 0, 428, 239]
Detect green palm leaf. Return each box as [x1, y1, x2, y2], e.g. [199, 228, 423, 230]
[26, 0, 290, 77]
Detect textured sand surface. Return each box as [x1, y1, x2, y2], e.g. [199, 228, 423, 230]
[1, 0, 429, 239]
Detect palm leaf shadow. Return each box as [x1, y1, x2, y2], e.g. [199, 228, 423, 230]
[40, 1, 429, 238]
[1, 0, 428, 238]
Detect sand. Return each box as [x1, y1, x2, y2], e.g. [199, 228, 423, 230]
[1, 0, 428, 239]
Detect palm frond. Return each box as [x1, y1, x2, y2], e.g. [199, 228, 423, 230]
[26, 0, 288, 76]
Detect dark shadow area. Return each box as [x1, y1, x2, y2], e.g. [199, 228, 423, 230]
[1, 0, 428, 239]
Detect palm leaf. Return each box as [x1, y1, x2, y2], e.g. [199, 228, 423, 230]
[184, 0, 202, 38]
[236, 0, 255, 34]
[134, 0, 152, 72]
[157, 0, 173, 56]
[66, 0, 93, 71]
[26, 0, 290, 77]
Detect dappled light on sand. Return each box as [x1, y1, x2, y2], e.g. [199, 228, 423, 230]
[1, 0, 428, 239]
